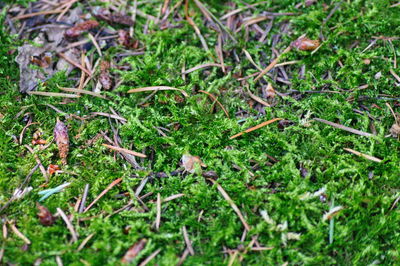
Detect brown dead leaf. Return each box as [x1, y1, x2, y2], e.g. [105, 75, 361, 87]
[47, 164, 61, 176]
[32, 139, 47, 145]
[121, 239, 147, 264]
[291, 37, 320, 51]
[64, 20, 99, 39]
[54, 119, 69, 165]
[36, 203, 55, 226]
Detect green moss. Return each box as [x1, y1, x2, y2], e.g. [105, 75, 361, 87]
[1, 0, 400, 265]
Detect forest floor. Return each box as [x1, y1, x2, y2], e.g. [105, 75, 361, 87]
[0, 0, 400, 265]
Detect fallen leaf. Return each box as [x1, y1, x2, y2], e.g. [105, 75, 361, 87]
[291, 36, 320, 51]
[36, 203, 55, 226]
[64, 20, 99, 39]
[47, 164, 61, 176]
[181, 154, 206, 173]
[54, 119, 69, 165]
[121, 239, 147, 264]
[32, 139, 47, 145]
[15, 44, 47, 92]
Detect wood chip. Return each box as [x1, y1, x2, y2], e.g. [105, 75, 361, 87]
[84, 178, 123, 213]
[230, 118, 282, 139]
[128, 86, 188, 97]
[314, 118, 373, 137]
[343, 148, 382, 163]
[102, 144, 147, 158]
[207, 179, 251, 231]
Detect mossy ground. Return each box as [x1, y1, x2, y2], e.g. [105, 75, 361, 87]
[1, 0, 400, 265]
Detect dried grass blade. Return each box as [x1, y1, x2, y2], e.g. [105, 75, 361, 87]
[182, 63, 222, 74]
[240, 16, 269, 30]
[77, 233, 95, 251]
[163, 193, 185, 203]
[343, 148, 382, 163]
[59, 87, 107, 99]
[254, 46, 292, 82]
[9, 222, 31, 244]
[182, 226, 195, 255]
[102, 144, 147, 158]
[12, 9, 64, 20]
[314, 118, 373, 137]
[390, 69, 400, 83]
[91, 112, 127, 122]
[128, 86, 188, 97]
[199, 90, 230, 118]
[57, 208, 78, 243]
[243, 49, 263, 71]
[139, 249, 162, 266]
[184, 0, 210, 52]
[230, 118, 282, 139]
[27, 91, 80, 98]
[220, 1, 269, 20]
[155, 193, 161, 231]
[58, 53, 92, 76]
[208, 179, 251, 231]
[84, 178, 123, 213]
[247, 88, 271, 107]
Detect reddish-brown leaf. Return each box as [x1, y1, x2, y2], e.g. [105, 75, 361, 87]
[47, 164, 61, 176]
[121, 239, 147, 264]
[36, 203, 55, 226]
[54, 119, 69, 165]
[32, 139, 47, 145]
[64, 20, 99, 39]
[291, 37, 320, 51]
